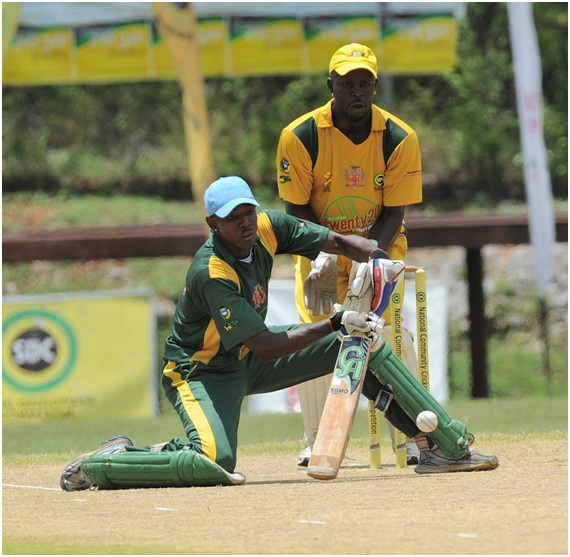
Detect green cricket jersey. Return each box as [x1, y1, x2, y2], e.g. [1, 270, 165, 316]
[163, 210, 329, 373]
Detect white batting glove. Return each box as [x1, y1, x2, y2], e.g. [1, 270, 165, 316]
[329, 309, 370, 337]
[367, 313, 385, 352]
[304, 252, 338, 316]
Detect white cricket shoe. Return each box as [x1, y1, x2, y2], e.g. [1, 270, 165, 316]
[60, 435, 133, 491]
[298, 444, 313, 467]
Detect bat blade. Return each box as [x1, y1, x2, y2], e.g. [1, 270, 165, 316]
[307, 334, 372, 480]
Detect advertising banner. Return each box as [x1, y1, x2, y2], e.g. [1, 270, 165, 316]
[75, 22, 151, 83]
[3, 4, 461, 84]
[380, 14, 457, 74]
[229, 18, 303, 76]
[2, 289, 158, 423]
[304, 16, 379, 72]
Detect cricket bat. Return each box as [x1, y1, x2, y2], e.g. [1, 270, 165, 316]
[307, 334, 372, 480]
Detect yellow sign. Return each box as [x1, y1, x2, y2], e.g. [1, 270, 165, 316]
[4, 27, 73, 85]
[197, 18, 229, 77]
[379, 15, 457, 74]
[304, 16, 379, 72]
[2, 289, 158, 423]
[76, 22, 151, 83]
[229, 18, 303, 76]
[2, 14, 458, 84]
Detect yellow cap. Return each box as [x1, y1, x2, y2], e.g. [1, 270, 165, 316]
[329, 43, 377, 79]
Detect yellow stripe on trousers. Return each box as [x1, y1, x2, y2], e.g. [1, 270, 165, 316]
[163, 361, 217, 462]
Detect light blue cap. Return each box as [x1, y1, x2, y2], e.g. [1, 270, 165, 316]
[204, 176, 260, 218]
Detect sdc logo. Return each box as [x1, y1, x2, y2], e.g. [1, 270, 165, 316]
[3, 309, 77, 392]
[12, 329, 57, 371]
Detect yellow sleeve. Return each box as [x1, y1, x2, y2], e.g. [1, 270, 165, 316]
[276, 128, 315, 205]
[382, 131, 423, 207]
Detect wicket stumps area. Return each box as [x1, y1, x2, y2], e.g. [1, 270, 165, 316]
[368, 266, 430, 469]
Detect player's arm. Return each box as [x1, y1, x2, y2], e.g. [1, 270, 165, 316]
[243, 309, 377, 362]
[321, 230, 381, 263]
[368, 205, 405, 252]
[285, 201, 319, 225]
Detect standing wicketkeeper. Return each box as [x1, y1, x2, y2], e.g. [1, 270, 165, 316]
[276, 42, 423, 466]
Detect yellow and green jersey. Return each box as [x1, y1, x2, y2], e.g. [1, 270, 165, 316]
[276, 100, 422, 236]
[162, 210, 328, 374]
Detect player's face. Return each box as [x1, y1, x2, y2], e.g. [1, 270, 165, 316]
[208, 204, 258, 259]
[328, 69, 377, 123]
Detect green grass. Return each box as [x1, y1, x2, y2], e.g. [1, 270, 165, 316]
[3, 398, 567, 467]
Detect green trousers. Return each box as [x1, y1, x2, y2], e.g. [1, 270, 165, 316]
[161, 325, 420, 473]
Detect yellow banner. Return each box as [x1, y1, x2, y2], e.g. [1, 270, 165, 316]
[2, 290, 158, 423]
[304, 16, 379, 72]
[76, 22, 151, 83]
[152, 2, 214, 219]
[4, 27, 73, 85]
[2, 14, 459, 83]
[230, 18, 303, 76]
[2, 1, 21, 61]
[379, 15, 457, 74]
[197, 17, 228, 77]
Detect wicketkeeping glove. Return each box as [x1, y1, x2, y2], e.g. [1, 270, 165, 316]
[344, 260, 373, 312]
[304, 252, 338, 316]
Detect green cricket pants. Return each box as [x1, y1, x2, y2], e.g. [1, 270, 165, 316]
[161, 325, 420, 472]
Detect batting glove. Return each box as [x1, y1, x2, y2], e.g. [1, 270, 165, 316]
[343, 248, 395, 315]
[329, 309, 370, 337]
[369, 255, 405, 316]
[367, 313, 385, 352]
[304, 252, 338, 316]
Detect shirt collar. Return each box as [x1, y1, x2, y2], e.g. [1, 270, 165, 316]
[210, 230, 261, 264]
[317, 100, 386, 132]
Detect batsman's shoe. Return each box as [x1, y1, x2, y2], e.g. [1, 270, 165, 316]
[298, 444, 313, 467]
[415, 446, 498, 475]
[60, 435, 133, 491]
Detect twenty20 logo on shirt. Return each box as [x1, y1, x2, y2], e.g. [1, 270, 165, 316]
[321, 197, 381, 235]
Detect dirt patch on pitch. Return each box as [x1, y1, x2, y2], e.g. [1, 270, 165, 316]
[3, 437, 567, 555]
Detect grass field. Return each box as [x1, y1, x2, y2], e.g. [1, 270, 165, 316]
[3, 398, 568, 555]
[3, 397, 567, 466]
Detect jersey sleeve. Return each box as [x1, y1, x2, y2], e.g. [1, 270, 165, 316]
[382, 131, 423, 207]
[265, 210, 328, 260]
[276, 128, 315, 205]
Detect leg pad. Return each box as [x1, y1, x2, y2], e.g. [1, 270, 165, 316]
[83, 448, 246, 490]
[369, 342, 470, 459]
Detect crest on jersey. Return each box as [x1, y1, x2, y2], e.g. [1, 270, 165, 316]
[344, 166, 365, 189]
[280, 158, 290, 173]
[252, 284, 266, 309]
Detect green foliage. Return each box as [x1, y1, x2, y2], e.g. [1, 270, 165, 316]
[448, 331, 568, 398]
[2, 4, 566, 207]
